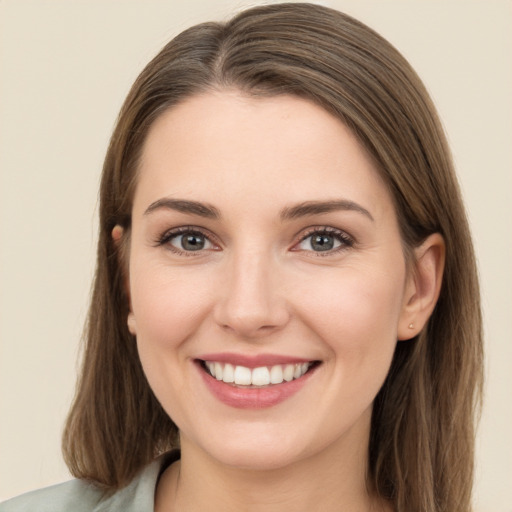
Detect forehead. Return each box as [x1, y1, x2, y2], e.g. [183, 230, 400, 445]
[134, 91, 394, 221]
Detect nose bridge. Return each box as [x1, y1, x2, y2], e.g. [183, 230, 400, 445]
[214, 242, 289, 337]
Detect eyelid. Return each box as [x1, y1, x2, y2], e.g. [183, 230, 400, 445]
[291, 225, 355, 254]
[154, 224, 354, 256]
[156, 226, 222, 253]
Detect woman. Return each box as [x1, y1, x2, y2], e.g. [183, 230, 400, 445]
[0, 3, 483, 511]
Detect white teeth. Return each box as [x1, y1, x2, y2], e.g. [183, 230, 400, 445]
[269, 365, 283, 384]
[214, 362, 223, 381]
[283, 364, 294, 382]
[234, 365, 252, 385]
[251, 367, 270, 386]
[223, 363, 234, 383]
[205, 361, 313, 386]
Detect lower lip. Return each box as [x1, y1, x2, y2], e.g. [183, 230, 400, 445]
[196, 362, 317, 409]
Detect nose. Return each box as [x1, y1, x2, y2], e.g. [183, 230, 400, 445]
[213, 248, 290, 339]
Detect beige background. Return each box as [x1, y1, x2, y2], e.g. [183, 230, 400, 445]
[0, 1, 511, 510]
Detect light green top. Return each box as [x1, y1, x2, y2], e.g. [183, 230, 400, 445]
[0, 452, 179, 512]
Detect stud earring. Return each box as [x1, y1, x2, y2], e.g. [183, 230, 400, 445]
[408, 323, 414, 329]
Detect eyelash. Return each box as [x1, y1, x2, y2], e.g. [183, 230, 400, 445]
[155, 225, 354, 256]
[294, 226, 355, 256]
[156, 226, 220, 257]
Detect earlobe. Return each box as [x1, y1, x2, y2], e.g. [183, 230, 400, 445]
[127, 312, 137, 336]
[111, 223, 133, 310]
[112, 224, 124, 243]
[398, 233, 445, 340]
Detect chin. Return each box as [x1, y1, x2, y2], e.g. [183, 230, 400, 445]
[212, 444, 304, 472]
[189, 425, 312, 471]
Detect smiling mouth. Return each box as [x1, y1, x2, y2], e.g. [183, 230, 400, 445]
[199, 360, 321, 387]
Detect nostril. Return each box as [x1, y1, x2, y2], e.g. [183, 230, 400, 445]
[214, 297, 291, 338]
[218, 321, 283, 339]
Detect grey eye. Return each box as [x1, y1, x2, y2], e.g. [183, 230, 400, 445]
[171, 233, 212, 251]
[298, 233, 342, 252]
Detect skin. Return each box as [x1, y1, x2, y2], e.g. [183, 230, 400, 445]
[123, 91, 444, 511]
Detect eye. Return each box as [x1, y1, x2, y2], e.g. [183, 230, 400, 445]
[157, 227, 218, 254]
[294, 227, 353, 254]
[171, 232, 212, 251]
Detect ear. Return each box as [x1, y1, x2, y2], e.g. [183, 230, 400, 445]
[127, 311, 137, 336]
[398, 233, 445, 340]
[111, 224, 124, 244]
[112, 224, 136, 335]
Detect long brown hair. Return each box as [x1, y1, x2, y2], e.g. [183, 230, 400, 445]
[62, 4, 483, 510]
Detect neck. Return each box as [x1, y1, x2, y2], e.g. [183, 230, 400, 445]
[155, 410, 390, 512]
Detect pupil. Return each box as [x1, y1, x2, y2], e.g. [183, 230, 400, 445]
[312, 234, 334, 251]
[182, 234, 205, 251]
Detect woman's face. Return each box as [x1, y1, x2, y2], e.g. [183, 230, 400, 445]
[127, 91, 413, 470]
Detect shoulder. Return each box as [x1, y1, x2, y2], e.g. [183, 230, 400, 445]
[0, 479, 103, 512]
[0, 451, 180, 512]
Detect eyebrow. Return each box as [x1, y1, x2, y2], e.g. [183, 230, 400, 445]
[143, 197, 374, 222]
[280, 200, 374, 222]
[144, 198, 220, 219]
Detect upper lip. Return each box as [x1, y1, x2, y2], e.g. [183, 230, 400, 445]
[196, 352, 317, 368]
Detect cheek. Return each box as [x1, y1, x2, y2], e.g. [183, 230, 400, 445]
[293, 264, 405, 360]
[129, 266, 215, 417]
[129, 263, 216, 369]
